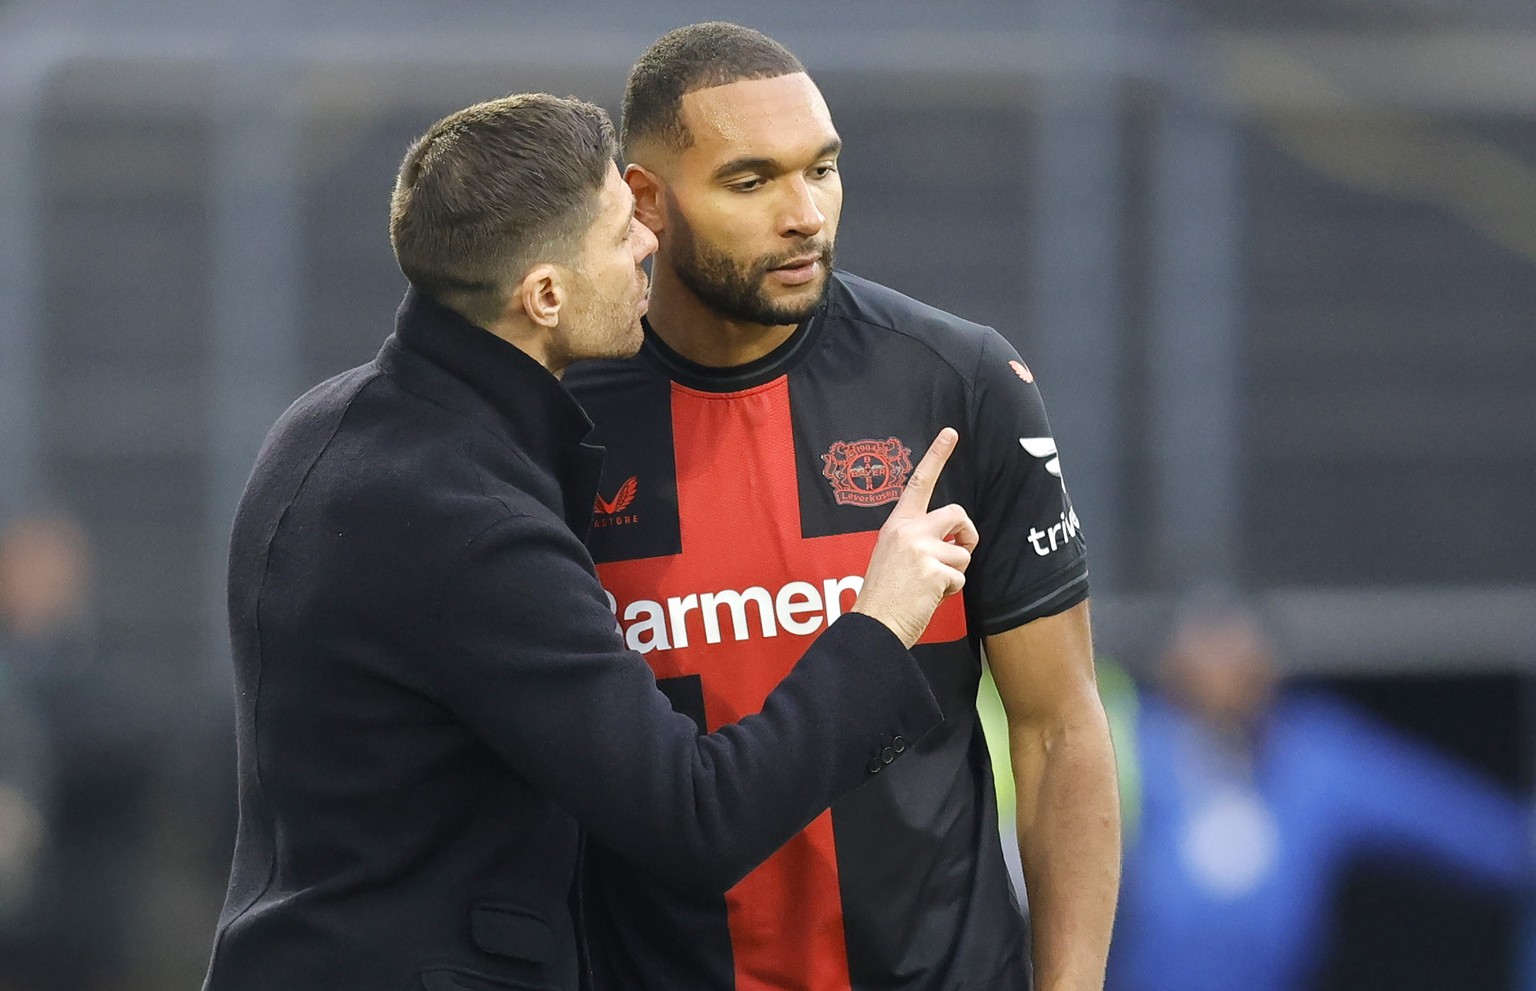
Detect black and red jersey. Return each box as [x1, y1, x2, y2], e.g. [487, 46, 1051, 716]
[564, 271, 1088, 991]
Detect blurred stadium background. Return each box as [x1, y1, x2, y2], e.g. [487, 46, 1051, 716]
[0, 0, 1533, 988]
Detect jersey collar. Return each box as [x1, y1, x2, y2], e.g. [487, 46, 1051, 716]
[639, 294, 830, 393]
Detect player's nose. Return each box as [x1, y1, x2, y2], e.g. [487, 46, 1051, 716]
[779, 177, 824, 238]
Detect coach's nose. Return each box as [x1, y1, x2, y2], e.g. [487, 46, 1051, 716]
[633, 220, 659, 264]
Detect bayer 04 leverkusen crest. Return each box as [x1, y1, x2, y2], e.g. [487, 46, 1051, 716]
[820, 437, 913, 507]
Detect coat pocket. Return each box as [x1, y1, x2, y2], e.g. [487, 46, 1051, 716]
[468, 903, 555, 964]
[419, 965, 558, 991]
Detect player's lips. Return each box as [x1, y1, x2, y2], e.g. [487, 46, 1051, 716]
[768, 256, 822, 287]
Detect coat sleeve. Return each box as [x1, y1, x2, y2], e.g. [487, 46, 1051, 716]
[431, 512, 944, 891]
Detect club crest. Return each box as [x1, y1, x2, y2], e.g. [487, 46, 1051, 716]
[821, 437, 912, 507]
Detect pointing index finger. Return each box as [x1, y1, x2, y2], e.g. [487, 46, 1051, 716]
[893, 428, 958, 518]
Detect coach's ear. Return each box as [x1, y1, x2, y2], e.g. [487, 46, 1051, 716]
[625, 164, 665, 233]
[517, 263, 566, 329]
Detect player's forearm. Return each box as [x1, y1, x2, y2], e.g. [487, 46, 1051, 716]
[1011, 697, 1120, 991]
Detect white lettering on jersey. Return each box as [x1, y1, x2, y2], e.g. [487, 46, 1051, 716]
[1027, 504, 1083, 557]
[1019, 437, 1082, 557]
[607, 575, 865, 654]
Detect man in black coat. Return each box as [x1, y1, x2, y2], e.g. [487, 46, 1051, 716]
[201, 93, 979, 991]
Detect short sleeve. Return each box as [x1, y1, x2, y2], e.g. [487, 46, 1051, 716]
[962, 330, 1089, 636]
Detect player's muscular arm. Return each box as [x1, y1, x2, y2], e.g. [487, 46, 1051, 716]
[986, 600, 1119, 991]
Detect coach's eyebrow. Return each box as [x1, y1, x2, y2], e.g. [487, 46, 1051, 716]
[711, 139, 843, 182]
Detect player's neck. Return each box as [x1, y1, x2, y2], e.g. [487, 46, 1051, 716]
[645, 263, 798, 369]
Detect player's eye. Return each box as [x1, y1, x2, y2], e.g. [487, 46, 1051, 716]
[728, 176, 766, 192]
[811, 164, 838, 179]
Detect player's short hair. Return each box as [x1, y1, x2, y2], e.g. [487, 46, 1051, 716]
[622, 22, 805, 158]
[389, 93, 616, 326]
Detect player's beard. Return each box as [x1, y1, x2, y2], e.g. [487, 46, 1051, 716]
[666, 205, 835, 327]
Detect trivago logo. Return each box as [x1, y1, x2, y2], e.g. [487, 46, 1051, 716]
[1019, 436, 1083, 557]
[603, 576, 865, 654]
[1029, 502, 1083, 557]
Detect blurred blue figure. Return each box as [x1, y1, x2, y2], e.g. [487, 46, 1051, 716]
[1109, 597, 1533, 991]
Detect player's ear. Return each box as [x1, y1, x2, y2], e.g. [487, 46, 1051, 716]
[517, 263, 565, 329]
[625, 164, 665, 233]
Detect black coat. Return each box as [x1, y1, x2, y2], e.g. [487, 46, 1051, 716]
[202, 290, 943, 991]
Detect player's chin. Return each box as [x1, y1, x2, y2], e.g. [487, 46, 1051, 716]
[760, 278, 827, 322]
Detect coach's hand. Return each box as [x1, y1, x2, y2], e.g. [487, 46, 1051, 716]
[852, 428, 979, 649]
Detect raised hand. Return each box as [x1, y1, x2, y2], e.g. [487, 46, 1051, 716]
[852, 428, 979, 648]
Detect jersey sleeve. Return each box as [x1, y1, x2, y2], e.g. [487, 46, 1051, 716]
[962, 330, 1089, 636]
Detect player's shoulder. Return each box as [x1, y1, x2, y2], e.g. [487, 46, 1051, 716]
[825, 271, 1012, 382]
[562, 353, 655, 408]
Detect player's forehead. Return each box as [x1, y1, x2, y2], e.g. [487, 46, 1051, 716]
[677, 73, 838, 165]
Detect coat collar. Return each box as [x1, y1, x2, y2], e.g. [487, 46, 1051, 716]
[381, 289, 604, 537]
[386, 288, 595, 469]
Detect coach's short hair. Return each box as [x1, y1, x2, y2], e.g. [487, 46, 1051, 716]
[622, 22, 804, 157]
[389, 93, 616, 326]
